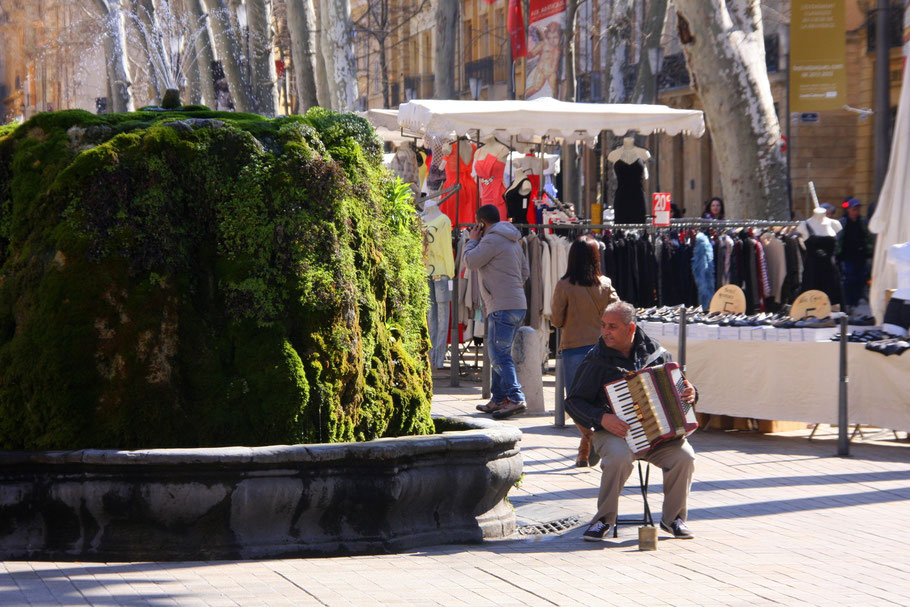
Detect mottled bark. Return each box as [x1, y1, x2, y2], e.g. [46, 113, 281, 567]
[93, 0, 134, 112]
[631, 0, 668, 104]
[185, 0, 218, 107]
[285, 0, 320, 111]
[318, 0, 359, 110]
[131, 0, 166, 100]
[433, 0, 458, 99]
[205, 0, 255, 112]
[674, 0, 788, 219]
[247, 0, 278, 115]
[603, 0, 633, 104]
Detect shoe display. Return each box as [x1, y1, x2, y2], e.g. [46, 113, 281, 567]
[491, 398, 527, 419]
[582, 518, 612, 542]
[660, 517, 694, 539]
[475, 398, 505, 414]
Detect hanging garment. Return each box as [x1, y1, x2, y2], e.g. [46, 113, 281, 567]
[439, 143, 477, 227]
[390, 146, 420, 199]
[423, 213, 455, 278]
[427, 278, 452, 369]
[526, 173, 542, 224]
[425, 137, 447, 192]
[760, 232, 787, 303]
[799, 221, 844, 306]
[692, 232, 716, 311]
[613, 159, 647, 224]
[780, 233, 802, 305]
[473, 154, 508, 220]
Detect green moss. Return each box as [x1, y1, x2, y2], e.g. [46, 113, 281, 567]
[0, 108, 433, 449]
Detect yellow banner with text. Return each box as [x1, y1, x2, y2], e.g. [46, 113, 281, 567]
[790, 0, 847, 112]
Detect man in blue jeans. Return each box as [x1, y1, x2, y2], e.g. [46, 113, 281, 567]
[463, 204, 529, 419]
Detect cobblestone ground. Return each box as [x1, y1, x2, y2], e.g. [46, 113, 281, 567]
[3, 371, 910, 607]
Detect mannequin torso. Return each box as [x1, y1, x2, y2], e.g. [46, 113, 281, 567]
[473, 136, 509, 163]
[609, 138, 650, 223]
[608, 137, 651, 168]
[798, 208, 842, 239]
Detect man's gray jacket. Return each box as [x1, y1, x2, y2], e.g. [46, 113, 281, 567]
[462, 221, 529, 314]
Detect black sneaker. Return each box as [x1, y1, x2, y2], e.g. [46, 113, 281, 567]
[491, 398, 527, 419]
[660, 517, 694, 539]
[582, 518, 612, 542]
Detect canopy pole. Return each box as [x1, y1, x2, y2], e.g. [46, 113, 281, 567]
[450, 138, 462, 387]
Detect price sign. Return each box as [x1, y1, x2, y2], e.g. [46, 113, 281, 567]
[790, 290, 831, 320]
[652, 193, 671, 226]
[708, 284, 747, 315]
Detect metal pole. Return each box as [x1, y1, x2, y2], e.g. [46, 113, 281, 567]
[450, 139, 462, 387]
[677, 305, 687, 372]
[838, 314, 850, 457]
[654, 70, 660, 195]
[873, 0, 891, 201]
[554, 328, 565, 427]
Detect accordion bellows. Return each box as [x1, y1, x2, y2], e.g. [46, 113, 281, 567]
[604, 362, 699, 455]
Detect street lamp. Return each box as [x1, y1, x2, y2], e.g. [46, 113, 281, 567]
[468, 76, 482, 101]
[648, 46, 664, 194]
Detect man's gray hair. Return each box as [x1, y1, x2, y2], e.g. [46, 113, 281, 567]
[604, 301, 636, 325]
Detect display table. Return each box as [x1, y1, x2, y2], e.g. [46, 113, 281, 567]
[645, 324, 910, 432]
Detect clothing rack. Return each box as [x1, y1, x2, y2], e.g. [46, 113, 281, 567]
[449, 218, 803, 395]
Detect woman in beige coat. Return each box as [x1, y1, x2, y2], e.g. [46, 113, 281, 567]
[551, 236, 620, 466]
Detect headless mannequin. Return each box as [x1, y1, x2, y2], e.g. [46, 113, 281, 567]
[608, 136, 650, 179]
[422, 200, 442, 221]
[505, 169, 533, 196]
[473, 135, 509, 163]
[609, 137, 650, 223]
[797, 207, 842, 240]
[439, 140, 475, 171]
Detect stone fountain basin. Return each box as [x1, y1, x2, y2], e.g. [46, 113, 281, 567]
[0, 416, 522, 561]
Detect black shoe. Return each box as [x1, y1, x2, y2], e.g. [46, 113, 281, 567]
[582, 518, 612, 542]
[660, 517, 694, 539]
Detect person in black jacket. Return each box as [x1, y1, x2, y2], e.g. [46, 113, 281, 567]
[566, 301, 698, 541]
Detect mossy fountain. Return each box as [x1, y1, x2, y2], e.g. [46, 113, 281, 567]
[0, 107, 520, 559]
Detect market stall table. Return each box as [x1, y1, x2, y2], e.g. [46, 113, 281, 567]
[649, 324, 910, 432]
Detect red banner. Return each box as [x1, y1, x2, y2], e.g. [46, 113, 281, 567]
[507, 0, 527, 59]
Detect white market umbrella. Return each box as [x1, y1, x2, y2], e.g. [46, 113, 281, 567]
[398, 97, 706, 143]
[869, 58, 910, 321]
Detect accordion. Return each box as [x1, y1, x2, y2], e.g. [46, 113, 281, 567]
[603, 362, 698, 455]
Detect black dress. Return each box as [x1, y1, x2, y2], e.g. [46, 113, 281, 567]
[613, 159, 647, 224]
[504, 178, 532, 224]
[799, 221, 843, 306]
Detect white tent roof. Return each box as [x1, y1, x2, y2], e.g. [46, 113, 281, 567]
[398, 97, 706, 142]
[359, 109, 412, 145]
[869, 58, 910, 321]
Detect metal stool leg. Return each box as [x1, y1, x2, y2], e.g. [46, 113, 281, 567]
[614, 461, 653, 537]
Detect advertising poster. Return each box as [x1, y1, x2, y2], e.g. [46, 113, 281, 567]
[789, 0, 846, 112]
[525, 0, 566, 99]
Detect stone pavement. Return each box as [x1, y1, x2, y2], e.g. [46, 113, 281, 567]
[3, 371, 910, 607]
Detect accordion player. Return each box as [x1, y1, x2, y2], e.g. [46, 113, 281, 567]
[603, 362, 699, 455]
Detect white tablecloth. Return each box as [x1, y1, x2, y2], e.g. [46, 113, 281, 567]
[662, 338, 910, 432]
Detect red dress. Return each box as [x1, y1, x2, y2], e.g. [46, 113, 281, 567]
[473, 153, 507, 220]
[439, 143, 477, 227]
